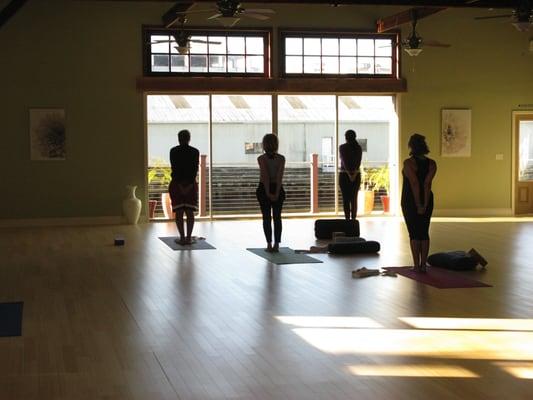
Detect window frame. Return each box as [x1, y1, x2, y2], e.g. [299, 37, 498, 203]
[143, 26, 271, 77]
[279, 29, 400, 79]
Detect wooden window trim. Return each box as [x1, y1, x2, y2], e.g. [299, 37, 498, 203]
[143, 25, 272, 78]
[279, 29, 400, 79]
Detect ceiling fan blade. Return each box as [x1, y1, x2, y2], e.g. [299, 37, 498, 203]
[475, 14, 513, 20]
[241, 13, 270, 21]
[190, 39, 222, 45]
[378, 43, 397, 48]
[175, 9, 216, 15]
[424, 40, 451, 48]
[207, 13, 222, 20]
[150, 40, 173, 44]
[242, 8, 276, 14]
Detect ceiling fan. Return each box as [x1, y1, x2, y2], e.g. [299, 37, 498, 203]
[150, 17, 221, 55]
[176, 1, 275, 27]
[474, 0, 532, 32]
[401, 10, 451, 56]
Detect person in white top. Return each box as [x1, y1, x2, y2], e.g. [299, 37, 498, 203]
[256, 134, 286, 252]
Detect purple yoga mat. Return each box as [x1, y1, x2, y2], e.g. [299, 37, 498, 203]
[383, 267, 492, 289]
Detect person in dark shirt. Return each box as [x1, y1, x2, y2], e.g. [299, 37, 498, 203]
[401, 134, 437, 272]
[169, 130, 200, 245]
[339, 130, 363, 220]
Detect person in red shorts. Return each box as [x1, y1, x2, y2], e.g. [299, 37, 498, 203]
[169, 130, 199, 245]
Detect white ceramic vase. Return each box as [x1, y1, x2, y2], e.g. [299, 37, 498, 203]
[123, 185, 142, 225]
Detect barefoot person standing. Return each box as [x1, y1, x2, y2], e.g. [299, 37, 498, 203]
[401, 134, 437, 272]
[339, 130, 363, 220]
[257, 134, 286, 252]
[169, 129, 199, 245]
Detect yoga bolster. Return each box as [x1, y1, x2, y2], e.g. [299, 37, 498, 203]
[315, 219, 360, 240]
[328, 241, 380, 254]
[334, 236, 366, 243]
[427, 251, 478, 271]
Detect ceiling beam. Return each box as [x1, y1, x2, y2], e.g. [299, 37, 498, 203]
[0, 0, 28, 30]
[100, 0, 514, 9]
[162, 2, 194, 28]
[377, 7, 446, 32]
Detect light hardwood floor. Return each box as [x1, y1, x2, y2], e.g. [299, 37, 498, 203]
[1, 217, 533, 399]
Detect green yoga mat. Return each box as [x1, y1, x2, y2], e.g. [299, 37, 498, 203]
[247, 247, 323, 265]
[159, 237, 215, 250]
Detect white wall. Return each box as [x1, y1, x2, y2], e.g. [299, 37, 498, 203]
[148, 122, 390, 165]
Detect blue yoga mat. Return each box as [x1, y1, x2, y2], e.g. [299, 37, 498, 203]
[247, 247, 323, 265]
[0, 302, 23, 337]
[159, 237, 216, 250]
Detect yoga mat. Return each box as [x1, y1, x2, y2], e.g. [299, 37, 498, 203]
[247, 247, 323, 265]
[159, 237, 215, 250]
[383, 267, 491, 289]
[0, 302, 23, 337]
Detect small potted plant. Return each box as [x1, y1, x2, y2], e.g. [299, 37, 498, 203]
[148, 159, 173, 219]
[368, 165, 390, 213]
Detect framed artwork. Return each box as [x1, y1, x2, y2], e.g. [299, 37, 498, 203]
[441, 109, 471, 157]
[30, 108, 66, 160]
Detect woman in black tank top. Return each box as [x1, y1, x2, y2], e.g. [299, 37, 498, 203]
[257, 134, 286, 252]
[401, 134, 437, 272]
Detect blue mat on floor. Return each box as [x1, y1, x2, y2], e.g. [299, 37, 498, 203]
[247, 247, 323, 265]
[0, 302, 23, 337]
[159, 237, 215, 250]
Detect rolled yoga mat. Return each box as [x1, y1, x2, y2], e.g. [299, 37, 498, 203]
[314, 219, 360, 240]
[328, 240, 380, 254]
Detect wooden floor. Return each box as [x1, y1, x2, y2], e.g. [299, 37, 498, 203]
[1, 217, 533, 399]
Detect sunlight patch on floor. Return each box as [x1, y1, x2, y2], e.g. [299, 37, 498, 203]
[399, 317, 533, 331]
[495, 362, 533, 379]
[347, 364, 479, 378]
[293, 328, 533, 360]
[275, 316, 383, 328]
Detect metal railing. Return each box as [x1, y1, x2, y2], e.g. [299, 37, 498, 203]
[148, 156, 389, 218]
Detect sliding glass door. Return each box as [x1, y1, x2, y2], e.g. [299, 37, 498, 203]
[146, 94, 397, 219]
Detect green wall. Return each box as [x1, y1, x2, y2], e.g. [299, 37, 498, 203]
[0, 0, 531, 219]
[400, 8, 533, 211]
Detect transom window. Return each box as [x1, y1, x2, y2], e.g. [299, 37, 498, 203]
[281, 32, 398, 77]
[144, 28, 269, 76]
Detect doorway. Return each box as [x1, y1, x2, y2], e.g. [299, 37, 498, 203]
[514, 112, 533, 215]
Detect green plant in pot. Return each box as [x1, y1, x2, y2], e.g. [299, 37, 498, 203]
[368, 165, 390, 213]
[148, 159, 173, 219]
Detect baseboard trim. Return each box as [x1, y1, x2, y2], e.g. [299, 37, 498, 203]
[0, 216, 148, 228]
[433, 208, 513, 217]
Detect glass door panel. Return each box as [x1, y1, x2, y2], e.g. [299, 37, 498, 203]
[278, 95, 336, 213]
[211, 95, 272, 215]
[519, 121, 533, 181]
[338, 96, 397, 215]
[515, 117, 533, 215]
[147, 95, 210, 219]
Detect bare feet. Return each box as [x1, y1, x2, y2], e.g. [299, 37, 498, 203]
[175, 237, 187, 245]
[468, 248, 488, 268]
[412, 265, 427, 273]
